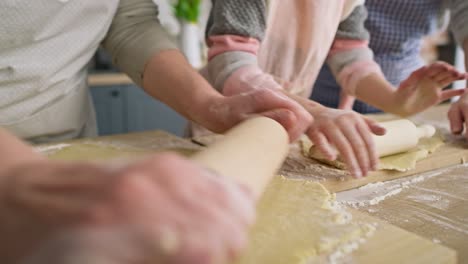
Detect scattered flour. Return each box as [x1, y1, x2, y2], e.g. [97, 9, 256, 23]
[336, 166, 463, 208]
[34, 143, 71, 153]
[327, 223, 378, 264]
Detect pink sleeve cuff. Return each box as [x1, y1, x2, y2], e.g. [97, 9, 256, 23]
[328, 39, 369, 57]
[337, 60, 383, 96]
[207, 35, 260, 60]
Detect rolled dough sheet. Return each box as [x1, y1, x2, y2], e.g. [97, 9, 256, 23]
[39, 142, 197, 161]
[301, 134, 444, 172]
[41, 142, 375, 263]
[235, 176, 375, 264]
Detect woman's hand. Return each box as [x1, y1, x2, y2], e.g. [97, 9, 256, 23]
[204, 88, 312, 142]
[339, 62, 467, 116]
[393, 62, 467, 116]
[0, 153, 255, 264]
[200, 65, 312, 142]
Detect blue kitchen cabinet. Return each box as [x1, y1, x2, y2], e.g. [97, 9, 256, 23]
[90, 85, 126, 135]
[125, 85, 187, 136]
[90, 84, 187, 137]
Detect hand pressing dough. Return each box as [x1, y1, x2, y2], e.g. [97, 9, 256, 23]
[235, 176, 375, 264]
[301, 134, 444, 172]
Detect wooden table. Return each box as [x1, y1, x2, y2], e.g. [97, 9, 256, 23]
[88, 73, 133, 87]
[351, 105, 468, 263]
[191, 104, 467, 263]
[38, 104, 466, 263]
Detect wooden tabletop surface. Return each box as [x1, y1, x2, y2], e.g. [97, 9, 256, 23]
[39, 104, 467, 262]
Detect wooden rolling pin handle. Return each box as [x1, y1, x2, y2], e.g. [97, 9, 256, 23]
[190, 117, 289, 198]
[372, 120, 437, 158]
[417, 124, 436, 139]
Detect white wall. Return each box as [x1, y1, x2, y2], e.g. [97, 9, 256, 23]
[454, 46, 466, 90]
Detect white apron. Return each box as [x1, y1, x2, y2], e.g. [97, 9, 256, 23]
[259, 0, 359, 98]
[0, 0, 119, 143]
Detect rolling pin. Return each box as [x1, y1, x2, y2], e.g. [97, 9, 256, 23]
[373, 119, 435, 157]
[191, 116, 290, 196]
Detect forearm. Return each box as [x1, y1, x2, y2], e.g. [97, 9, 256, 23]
[0, 129, 44, 175]
[353, 73, 402, 114]
[142, 50, 224, 128]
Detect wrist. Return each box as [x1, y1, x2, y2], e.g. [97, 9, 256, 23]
[277, 90, 324, 114]
[354, 74, 402, 114]
[382, 90, 415, 117]
[302, 100, 326, 115]
[142, 50, 224, 125]
[386, 91, 406, 115]
[189, 93, 226, 130]
[0, 129, 45, 177]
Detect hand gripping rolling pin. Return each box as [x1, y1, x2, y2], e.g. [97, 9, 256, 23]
[191, 116, 290, 196]
[153, 117, 289, 256]
[54, 117, 289, 264]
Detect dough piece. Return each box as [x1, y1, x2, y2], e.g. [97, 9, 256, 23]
[41, 142, 197, 161]
[43, 143, 375, 263]
[235, 176, 375, 264]
[41, 143, 148, 161]
[301, 134, 444, 172]
[377, 149, 429, 172]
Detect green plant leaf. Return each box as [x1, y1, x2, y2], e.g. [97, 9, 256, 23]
[173, 0, 201, 23]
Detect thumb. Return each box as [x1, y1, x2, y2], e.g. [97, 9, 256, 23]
[260, 109, 307, 141]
